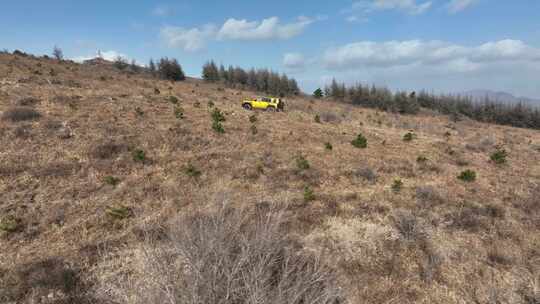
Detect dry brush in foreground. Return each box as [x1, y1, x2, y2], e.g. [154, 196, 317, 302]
[93, 203, 344, 304]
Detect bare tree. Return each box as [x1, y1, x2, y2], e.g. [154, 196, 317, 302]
[202, 60, 220, 82]
[148, 58, 156, 76]
[52, 46, 63, 61]
[113, 56, 128, 70]
[130, 59, 140, 73]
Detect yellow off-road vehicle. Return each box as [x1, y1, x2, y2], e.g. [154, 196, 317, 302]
[242, 97, 284, 112]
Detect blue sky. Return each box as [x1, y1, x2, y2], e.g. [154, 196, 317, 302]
[1, 0, 540, 98]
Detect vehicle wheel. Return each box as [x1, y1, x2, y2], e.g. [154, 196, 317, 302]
[243, 103, 252, 110]
[266, 106, 276, 112]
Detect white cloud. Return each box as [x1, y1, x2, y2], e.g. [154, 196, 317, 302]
[72, 50, 130, 63]
[161, 16, 318, 51]
[283, 53, 306, 69]
[323, 39, 540, 71]
[447, 0, 478, 14]
[346, 15, 369, 23]
[217, 16, 314, 41]
[290, 38, 540, 99]
[160, 25, 216, 52]
[152, 5, 172, 17]
[348, 0, 433, 15]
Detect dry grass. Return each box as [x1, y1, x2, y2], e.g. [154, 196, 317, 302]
[1, 52, 540, 303]
[92, 203, 343, 304]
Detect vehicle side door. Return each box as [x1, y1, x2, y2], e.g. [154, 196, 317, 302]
[251, 98, 263, 109]
[260, 97, 272, 109]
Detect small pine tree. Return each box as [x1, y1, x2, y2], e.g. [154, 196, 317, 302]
[212, 121, 225, 134]
[211, 108, 226, 123]
[303, 186, 316, 202]
[132, 149, 146, 163]
[295, 155, 310, 171]
[174, 106, 184, 119]
[490, 149, 508, 165]
[104, 176, 121, 187]
[211, 108, 226, 134]
[313, 88, 323, 99]
[392, 179, 403, 193]
[416, 155, 428, 163]
[403, 132, 415, 142]
[185, 164, 202, 178]
[458, 170, 476, 182]
[351, 133, 368, 149]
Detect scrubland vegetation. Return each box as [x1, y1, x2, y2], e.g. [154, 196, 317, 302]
[0, 49, 539, 303]
[319, 79, 540, 129]
[202, 60, 300, 96]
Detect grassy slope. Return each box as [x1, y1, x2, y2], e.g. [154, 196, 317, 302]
[1, 53, 539, 303]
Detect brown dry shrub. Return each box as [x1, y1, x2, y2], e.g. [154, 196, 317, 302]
[514, 186, 540, 229]
[447, 201, 504, 232]
[0, 258, 84, 303]
[483, 203, 506, 219]
[415, 186, 445, 207]
[392, 209, 427, 242]
[448, 207, 484, 232]
[465, 137, 496, 152]
[0, 161, 28, 176]
[16, 96, 40, 106]
[379, 159, 415, 177]
[320, 111, 342, 123]
[43, 119, 64, 130]
[52, 94, 81, 104]
[487, 247, 515, 267]
[519, 186, 540, 214]
[33, 162, 80, 178]
[13, 124, 32, 139]
[89, 142, 129, 159]
[287, 101, 314, 113]
[353, 166, 378, 183]
[93, 204, 344, 304]
[64, 79, 82, 88]
[2, 107, 41, 122]
[390, 211, 444, 285]
[418, 242, 444, 284]
[454, 154, 470, 167]
[518, 277, 540, 304]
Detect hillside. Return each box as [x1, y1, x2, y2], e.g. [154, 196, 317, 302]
[1, 53, 539, 303]
[464, 89, 540, 107]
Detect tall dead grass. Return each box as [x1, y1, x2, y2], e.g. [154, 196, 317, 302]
[94, 203, 344, 304]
